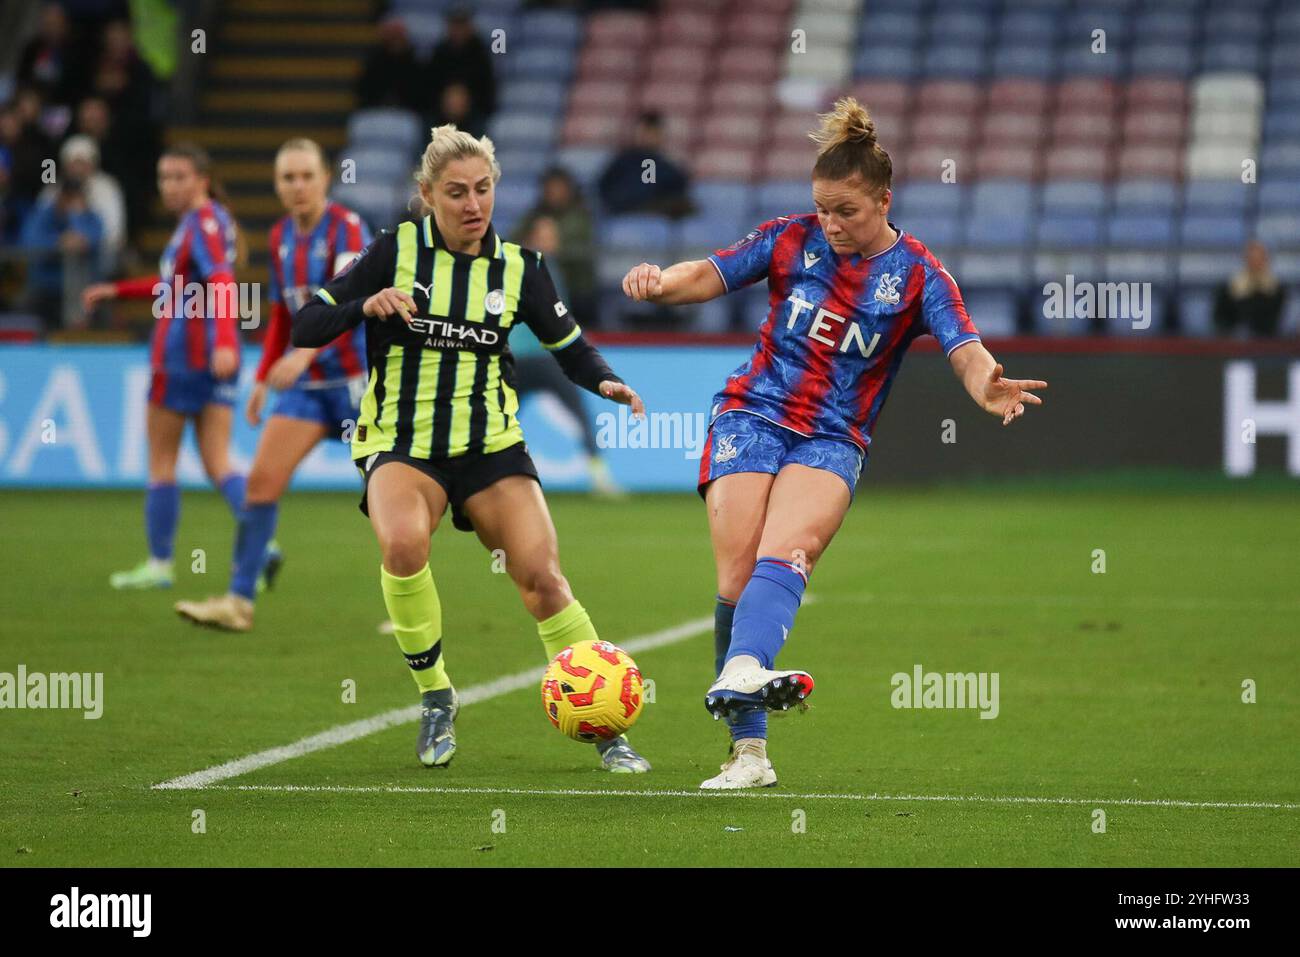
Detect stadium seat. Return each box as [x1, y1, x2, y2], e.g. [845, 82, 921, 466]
[601, 215, 675, 250]
[1038, 214, 1104, 249]
[754, 181, 813, 220]
[347, 109, 422, 152]
[1106, 214, 1176, 248]
[1180, 214, 1248, 249]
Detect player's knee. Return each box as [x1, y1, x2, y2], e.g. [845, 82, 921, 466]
[379, 532, 429, 576]
[518, 564, 571, 610]
[244, 467, 283, 504]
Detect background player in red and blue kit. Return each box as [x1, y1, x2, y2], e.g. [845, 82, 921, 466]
[83, 144, 246, 591]
[176, 138, 371, 632]
[622, 98, 1049, 789]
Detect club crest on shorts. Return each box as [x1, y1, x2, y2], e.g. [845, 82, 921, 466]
[874, 272, 903, 305]
[714, 434, 739, 463]
[484, 289, 505, 315]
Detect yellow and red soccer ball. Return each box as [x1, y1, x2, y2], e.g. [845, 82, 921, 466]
[541, 639, 644, 741]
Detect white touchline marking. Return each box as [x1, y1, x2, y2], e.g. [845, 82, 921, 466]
[190, 784, 1300, 811]
[152, 615, 714, 791]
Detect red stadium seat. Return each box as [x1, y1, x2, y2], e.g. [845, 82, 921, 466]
[656, 10, 722, 47]
[730, 14, 787, 47]
[981, 113, 1046, 147]
[987, 79, 1051, 113]
[1116, 144, 1183, 179]
[975, 146, 1042, 180]
[1044, 144, 1113, 180]
[911, 113, 978, 148]
[715, 46, 781, 82]
[1057, 78, 1119, 112]
[847, 80, 911, 115]
[693, 146, 760, 181]
[917, 80, 984, 114]
[699, 112, 769, 148]
[1051, 112, 1119, 146]
[585, 11, 652, 49]
[1121, 109, 1186, 145]
[902, 145, 973, 183]
[577, 46, 643, 81]
[638, 81, 705, 115]
[569, 79, 635, 113]
[1126, 78, 1188, 111]
[563, 112, 628, 146]
[763, 147, 818, 180]
[645, 46, 711, 84]
[711, 81, 772, 114]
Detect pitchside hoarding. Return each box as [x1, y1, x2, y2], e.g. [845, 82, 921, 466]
[0, 342, 1296, 490]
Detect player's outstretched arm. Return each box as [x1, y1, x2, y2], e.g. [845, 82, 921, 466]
[948, 340, 1048, 427]
[622, 260, 725, 305]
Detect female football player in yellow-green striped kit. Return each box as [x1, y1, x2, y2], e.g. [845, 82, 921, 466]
[293, 125, 648, 772]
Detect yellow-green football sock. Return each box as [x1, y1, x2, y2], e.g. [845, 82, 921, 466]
[380, 564, 450, 693]
[537, 599, 598, 662]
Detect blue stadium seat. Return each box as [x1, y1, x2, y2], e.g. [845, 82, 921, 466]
[1203, 10, 1266, 40]
[601, 215, 675, 250]
[341, 149, 413, 183]
[999, 10, 1058, 41]
[1259, 178, 1300, 211]
[1255, 213, 1300, 248]
[754, 181, 814, 220]
[1060, 45, 1126, 78]
[965, 213, 1033, 248]
[494, 149, 551, 184]
[954, 251, 1028, 289]
[858, 12, 923, 44]
[1180, 214, 1248, 249]
[923, 45, 989, 79]
[1271, 77, 1300, 106]
[677, 214, 748, 253]
[1107, 214, 1175, 248]
[853, 45, 917, 78]
[1104, 250, 1174, 285]
[1201, 43, 1262, 73]
[553, 146, 612, 193]
[1176, 290, 1216, 335]
[1041, 181, 1108, 214]
[1264, 108, 1300, 140]
[487, 111, 558, 149]
[347, 109, 422, 151]
[1134, 9, 1195, 41]
[505, 47, 575, 79]
[692, 183, 754, 223]
[929, 12, 994, 45]
[1183, 181, 1256, 216]
[1113, 179, 1178, 212]
[971, 181, 1036, 215]
[958, 290, 1019, 336]
[519, 11, 582, 47]
[1178, 251, 1240, 288]
[498, 80, 568, 114]
[894, 182, 967, 217]
[1037, 214, 1103, 248]
[899, 214, 962, 251]
[1129, 43, 1194, 75]
[1261, 140, 1300, 177]
[991, 44, 1056, 77]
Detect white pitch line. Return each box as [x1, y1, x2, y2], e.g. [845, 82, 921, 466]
[191, 784, 1300, 811]
[152, 615, 713, 791]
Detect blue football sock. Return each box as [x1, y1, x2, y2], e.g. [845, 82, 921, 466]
[713, 595, 736, 677]
[145, 483, 179, 561]
[715, 596, 766, 741]
[726, 556, 808, 670]
[230, 502, 278, 600]
[218, 472, 247, 518]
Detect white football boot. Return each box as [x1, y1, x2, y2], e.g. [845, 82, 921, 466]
[699, 740, 777, 790]
[704, 661, 814, 720]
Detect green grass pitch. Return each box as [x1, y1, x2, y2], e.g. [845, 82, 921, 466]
[2, 477, 1297, 866]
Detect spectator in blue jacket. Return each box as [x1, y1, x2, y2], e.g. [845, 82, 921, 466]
[20, 176, 103, 329]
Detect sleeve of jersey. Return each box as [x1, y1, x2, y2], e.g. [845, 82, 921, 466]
[920, 262, 981, 356]
[706, 218, 783, 293]
[292, 231, 395, 347]
[255, 302, 292, 382]
[193, 211, 239, 350]
[521, 253, 621, 394]
[113, 276, 162, 298]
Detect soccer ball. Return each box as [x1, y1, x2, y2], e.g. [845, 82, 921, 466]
[541, 639, 644, 742]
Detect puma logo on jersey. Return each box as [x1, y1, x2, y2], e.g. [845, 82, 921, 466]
[412, 280, 433, 298]
[786, 295, 881, 358]
[874, 273, 903, 305]
[803, 249, 820, 269]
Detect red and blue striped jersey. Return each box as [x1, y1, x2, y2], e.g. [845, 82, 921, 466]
[707, 214, 980, 452]
[257, 201, 371, 387]
[115, 200, 239, 373]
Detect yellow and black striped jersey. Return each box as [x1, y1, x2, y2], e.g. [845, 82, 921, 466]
[292, 215, 620, 461]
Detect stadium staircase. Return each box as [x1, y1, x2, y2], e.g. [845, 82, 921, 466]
[121, 0, 375, 332]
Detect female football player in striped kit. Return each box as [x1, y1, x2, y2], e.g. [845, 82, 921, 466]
[622, 98, 1048, 789]
[176, 138, 372, 632]
[83, 144, 247, 591]
[293, 125, 650, 772]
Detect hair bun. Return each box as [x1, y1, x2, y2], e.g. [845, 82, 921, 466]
[810, 96, 877, 153]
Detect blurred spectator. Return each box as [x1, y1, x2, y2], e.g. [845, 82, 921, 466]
[90, 20, 153, 127]
[597, 111, 693, 217]
[40, 135, 125, 275]
[357, 16, 424, 113]
[514, 166, 597, 325]
[432, 82, 486, 140]
[17, 3, 78, 104]
[1214, 241, 1286, 338]
[74, 95, 147, 243]
[426, 9, 497, 122]
[1, 93, 55, 213]
[19, 177, 103, 329]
